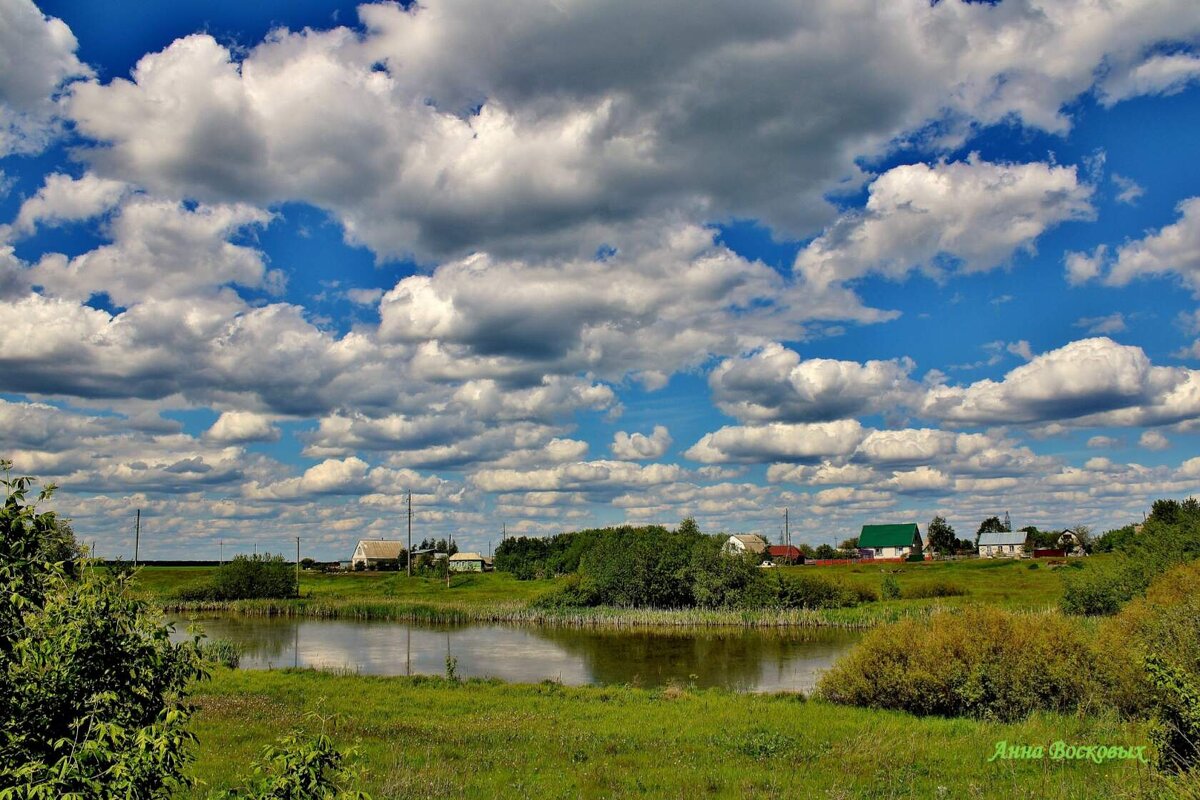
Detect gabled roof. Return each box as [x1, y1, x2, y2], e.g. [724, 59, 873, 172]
[978, 531, 1028, 547]
[449, 552, 484, 561]
[858, 523, 920, 549]
[728, 534, 768, 553]
[767, 545, 803, 558]
[355, 540, 405, 559]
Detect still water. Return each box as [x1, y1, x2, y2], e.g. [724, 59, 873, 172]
[169, 615, 859, 694]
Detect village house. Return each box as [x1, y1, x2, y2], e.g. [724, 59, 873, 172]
[448, 552, 493, 572]
[1057, 529, 1087, 556]
[858, 524, 923, 560]
[978, 531, 1028, 558]
[767, 544, 804, 564]
[724, 534, 768, 556]
[350, 539, 405, 570]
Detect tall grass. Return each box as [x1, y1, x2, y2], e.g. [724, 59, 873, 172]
[158, 597, 934, 629]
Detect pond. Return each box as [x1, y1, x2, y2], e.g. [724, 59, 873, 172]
[169, 615, 860, 694]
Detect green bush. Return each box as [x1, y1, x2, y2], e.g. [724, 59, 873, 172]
[880, 575, 900, 600]
[1060, 561, 1143, 615]
[1145, 656, 1200, 773]
[1063, 503, 1200, 616]
[766, 571, 873, 609]
[0, 463, 206, 797]
[1095, 560, 1200, 768]
[210, 731, 370, 799]
[818, 606, 1101, 721]
[176, 553, 297, 601]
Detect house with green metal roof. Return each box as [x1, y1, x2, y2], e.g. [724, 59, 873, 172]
[858, 523, 923, 560]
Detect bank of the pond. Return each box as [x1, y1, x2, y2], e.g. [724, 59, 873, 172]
[160, 596, 946, 628]
[187, 667, 1162, 799]
[145, 560, 1068, 629]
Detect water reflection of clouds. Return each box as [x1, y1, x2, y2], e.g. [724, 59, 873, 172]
[168, 617, 857, 692]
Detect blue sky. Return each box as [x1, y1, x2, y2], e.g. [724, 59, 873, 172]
[2, 0, 1200, 559]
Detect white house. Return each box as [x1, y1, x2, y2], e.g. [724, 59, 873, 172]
[351, 539, 405, 569]
[724, 534, 768, 556]
[977, 531, 1028, 558]
[1057, 529, 1087, 556]
[858, 523, 923, 560]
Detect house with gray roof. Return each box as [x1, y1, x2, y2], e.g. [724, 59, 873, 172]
[977, 531, 1028, 558]
[351, 539, 405, 569]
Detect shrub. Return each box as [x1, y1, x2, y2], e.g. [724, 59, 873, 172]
[1145, 656, 1200, 773]
[177, 553, 297, 601]
[818, 606, 1101, 721]
[1095, 560, 1200, 768]
[0, 464, 206, 797]
[210, 731, 370, 799]
[767, 572, 869, 609]
[1060, 560, 1143, 615]
[880, 575, 900, 600]
[1063, 503, 1200, 616]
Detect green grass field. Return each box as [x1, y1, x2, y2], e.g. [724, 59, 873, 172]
[778, 556, 1073, 610]
[133, 557, 1075, 629]
[186, 667, 1161, 799]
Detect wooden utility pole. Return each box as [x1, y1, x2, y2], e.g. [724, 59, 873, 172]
[784, 508, 790, 555]
[295, 537, 301, 597]
[133, 508, 140, 567]
[219, 539, 224, 566]
[406, 490, 413, 577]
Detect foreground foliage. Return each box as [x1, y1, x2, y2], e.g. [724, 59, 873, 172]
[0, 463, 206, 799]
[210, 731, 369, 800]
[1097, 560, 1200, 772]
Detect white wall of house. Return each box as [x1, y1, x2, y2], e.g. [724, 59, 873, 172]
[863, 545, 915, 559]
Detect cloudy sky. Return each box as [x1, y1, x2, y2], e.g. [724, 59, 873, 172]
[2, 0, 1200, 559]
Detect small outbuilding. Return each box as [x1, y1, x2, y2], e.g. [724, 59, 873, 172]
[448, 552, 491, 572]
[978, 531, 1028, 558]
[767, 544, 804, 564]
[858, 524, 923, 560]
[724, 534, 769, 556]
[351, 539, 405, 570]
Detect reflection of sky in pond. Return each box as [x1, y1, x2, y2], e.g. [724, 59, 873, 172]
[168, 616, 859, 693]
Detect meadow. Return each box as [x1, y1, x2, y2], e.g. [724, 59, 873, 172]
[186, 667, 1161, 799]
[135, 556, 1074, 629]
